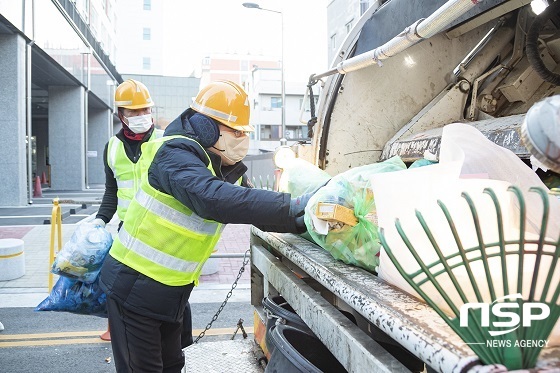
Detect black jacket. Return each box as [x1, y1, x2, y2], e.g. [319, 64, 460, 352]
[148, 109, 296, 231]
[100, 109, 298, 322]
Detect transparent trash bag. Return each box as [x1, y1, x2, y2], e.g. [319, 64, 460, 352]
[304, 156, 407, 272]
[51, 224, 113, 284]
[278, 158, 331, 197]
[35, 276, 107, 317]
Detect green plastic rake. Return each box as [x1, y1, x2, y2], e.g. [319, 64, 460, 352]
[379, 186, 560, 370]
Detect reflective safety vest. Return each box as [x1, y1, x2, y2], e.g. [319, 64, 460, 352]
[109, 135, 224, 286]
[106, 129, 162, 221]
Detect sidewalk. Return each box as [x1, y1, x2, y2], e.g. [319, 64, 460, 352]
[0, 219, 252, 308]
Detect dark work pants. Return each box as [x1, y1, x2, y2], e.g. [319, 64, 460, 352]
[181, 301, 193, 348]
[107, 297, 185, 373]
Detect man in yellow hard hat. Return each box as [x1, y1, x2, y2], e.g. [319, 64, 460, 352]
[92, 79, 161, 341]
[99, 80, 319, 372]
[93, 79, 160, 230]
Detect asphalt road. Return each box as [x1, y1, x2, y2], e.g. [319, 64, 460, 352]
[0, 302, 254, 373]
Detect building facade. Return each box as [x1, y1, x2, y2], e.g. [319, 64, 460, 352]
[199, 53, 280, 90]
[248, 67, 318, 154]
[114, 0, 165, 75]
[0, 0, 121, 206]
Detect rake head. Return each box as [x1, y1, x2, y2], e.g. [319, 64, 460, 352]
[379, 185, 560, 370]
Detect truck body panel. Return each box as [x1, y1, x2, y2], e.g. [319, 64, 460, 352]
[251, 0, 560, 371]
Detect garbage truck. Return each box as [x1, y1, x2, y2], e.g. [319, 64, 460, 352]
[246, 0, 560, 372]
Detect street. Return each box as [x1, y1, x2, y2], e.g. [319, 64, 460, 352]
[0, 301, 254, 372]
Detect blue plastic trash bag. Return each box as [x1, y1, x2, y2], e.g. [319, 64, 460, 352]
[35, 276, 107, 317]
[51, 224, 113, 283]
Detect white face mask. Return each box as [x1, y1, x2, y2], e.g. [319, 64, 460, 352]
[213, 131, 250, 165]
[124, 114, 153, 134]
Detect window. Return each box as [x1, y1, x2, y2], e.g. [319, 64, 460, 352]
[360, 0, 369, 15]
[143, 0, 151, 10]
[271, 97, 282, 109]
[262, 125, 281, 140]
[330, 34, 337, 50]
[143, 28, 151, 40]
[143, 57, 151, 70]
[285, 126, 306, 140]
[345, 19, 353, 34]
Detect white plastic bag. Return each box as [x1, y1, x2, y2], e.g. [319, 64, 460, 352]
[51, 224, 113, 283]
[371, 123, 560, 345]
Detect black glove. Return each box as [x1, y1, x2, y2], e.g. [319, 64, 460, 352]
[289, 192, 315, 234]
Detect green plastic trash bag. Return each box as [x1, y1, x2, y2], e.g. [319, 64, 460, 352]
[409, 158, 438, 169]
[304, 156, 406, 272]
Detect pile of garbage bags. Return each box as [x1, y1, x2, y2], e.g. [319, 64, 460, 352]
[36, 224, 112, 317]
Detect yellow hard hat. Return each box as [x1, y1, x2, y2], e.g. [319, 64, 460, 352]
[115, 79, 154, 109]
[191, 80, 254, 132]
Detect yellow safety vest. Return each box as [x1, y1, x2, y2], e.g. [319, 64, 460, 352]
[106, 130, 162, 220]
[109, 136, 224, 286]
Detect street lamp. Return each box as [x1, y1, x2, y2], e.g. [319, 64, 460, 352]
[242, 2, 286, 141]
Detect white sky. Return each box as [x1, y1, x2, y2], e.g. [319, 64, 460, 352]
[160, 0, 329, 83]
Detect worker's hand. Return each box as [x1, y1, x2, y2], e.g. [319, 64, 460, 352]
[289, 192, 314, 234]
[289, 179, 330, 234]
[91, 218, 106, 228]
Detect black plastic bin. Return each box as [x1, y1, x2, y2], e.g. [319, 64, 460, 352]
[262, 295, 313, 354]
[265, 324, 346, 373]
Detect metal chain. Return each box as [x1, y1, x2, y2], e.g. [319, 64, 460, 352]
[194, 248, 251, 343]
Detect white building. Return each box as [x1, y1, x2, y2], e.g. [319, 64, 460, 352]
[247, 67, 318, 154]
[114, 0, 166, 74]
[114, 0, 199, 128]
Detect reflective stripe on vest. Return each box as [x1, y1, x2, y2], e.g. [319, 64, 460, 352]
[118, 228, 200, 273]
[109, 136, 224, 286]
[135, 189, 220, 235]
[106, 130, 161, 221]
[117, 180, 134, 189]
[118, 199, 130, 210]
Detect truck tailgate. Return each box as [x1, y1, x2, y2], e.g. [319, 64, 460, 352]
[250, 227, 560, 372]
